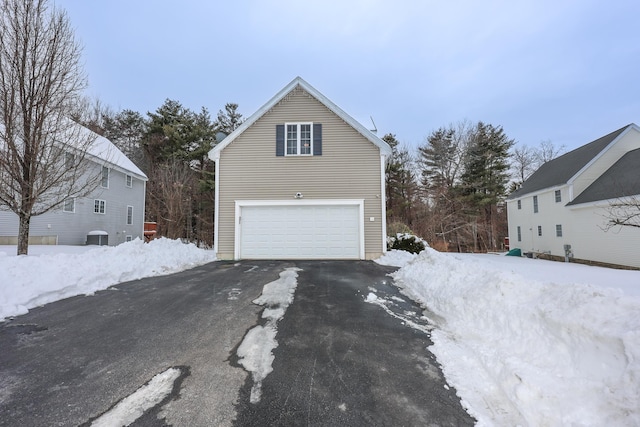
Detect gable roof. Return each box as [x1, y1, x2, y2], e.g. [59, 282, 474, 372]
[567, 148, 640, 205]
[209, 77, 392, 158]
[508, 124, 638, 199]
[85, 130, 147, 180]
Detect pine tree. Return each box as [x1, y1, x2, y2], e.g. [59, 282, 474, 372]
[215, 103, 244, 135]
[459, 122, 514, 250]
[384, 133, 418, 230]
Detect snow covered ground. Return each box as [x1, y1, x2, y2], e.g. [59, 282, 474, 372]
[2, 240, 639, 425]
[0, 238, 217, 320]
[376, 249, 640, 426]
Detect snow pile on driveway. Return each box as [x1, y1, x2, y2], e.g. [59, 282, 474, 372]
[237, 267, 301, 404]
[378, 248, 640, 426]
[0, 238, 217, 321]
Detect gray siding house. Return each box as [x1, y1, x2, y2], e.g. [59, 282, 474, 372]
[0, 131, 147, 246]
[507, 123, 640, 268]
[208, 77, 392, 260]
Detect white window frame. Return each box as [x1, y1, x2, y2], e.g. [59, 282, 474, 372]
[126, 205, 133, 225]
[94, 199, 106, 214]
[517, 226, 521, 242]
[533, 195, 538, 213]
[517, 200, 521, 210]
[537, 225, 542, 236]
[101, 166, 110, 188]
[126, 235, 133, 242]
[556, 224, 563, 237]
[63, 198, 75, 213]
[285, 122, 313, 156]
[126, 174, 133, 188]
[555, 190, 561, 203]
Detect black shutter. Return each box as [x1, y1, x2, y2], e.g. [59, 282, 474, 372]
[276, 124, 284, 156]
[313, 123, 322, 156]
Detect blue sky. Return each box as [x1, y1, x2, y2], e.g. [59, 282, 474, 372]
[59, 0, 640, 152]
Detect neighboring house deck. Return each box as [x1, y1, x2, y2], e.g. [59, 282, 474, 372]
[0, 130, 147, 246]
[208, 77, 392, 260]
[507, 123, 640, 268]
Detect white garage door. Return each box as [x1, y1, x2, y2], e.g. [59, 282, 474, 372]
[238, 203, 361, 259]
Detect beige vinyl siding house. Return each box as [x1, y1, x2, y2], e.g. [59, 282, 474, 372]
[209, 77, 391, 260]
[507, 124, 640, 268]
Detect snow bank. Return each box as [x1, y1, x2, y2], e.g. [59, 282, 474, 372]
[389, 248, 640, 426]
[0, 238, 217, 321]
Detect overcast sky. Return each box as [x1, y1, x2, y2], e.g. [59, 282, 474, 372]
[59, 0, 640, 152]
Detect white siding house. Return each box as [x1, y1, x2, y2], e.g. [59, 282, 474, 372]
[0, 130, 147, 246]
[507, 124, 640, 268]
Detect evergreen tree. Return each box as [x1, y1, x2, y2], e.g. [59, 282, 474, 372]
[215, 103, 244, 135]
[102, 109, 146, 169]
[384, 133, 418, 230]
[459, 122, 514, 250]
[417, 121, 474, 250]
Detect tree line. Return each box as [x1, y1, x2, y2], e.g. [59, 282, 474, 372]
[79, 101, 244, 248]
[385, 120, 565, 252]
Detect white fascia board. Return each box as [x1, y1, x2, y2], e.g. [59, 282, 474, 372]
[213, 154, 220, 255]
[567, 193, 640, 210]
[567, 124, 639, 185]
[509, 184, 569, 201]
[208, 77, 392, 160]
[380, 154, 388, 254]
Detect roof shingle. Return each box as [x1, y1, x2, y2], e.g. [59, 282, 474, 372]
[508, 124, 633, 199]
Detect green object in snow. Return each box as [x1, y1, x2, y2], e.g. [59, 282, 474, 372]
[506, 248, 522, 257]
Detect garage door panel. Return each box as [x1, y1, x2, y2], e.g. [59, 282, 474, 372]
[239, 204, 360, 259]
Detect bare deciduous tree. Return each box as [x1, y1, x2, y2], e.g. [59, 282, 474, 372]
[152, 160, 195, 239]
[0, 0, 97, 255]
[603, 196, 640, 230]
[534, 139, 565, 165]
[511, 144, 537, 185]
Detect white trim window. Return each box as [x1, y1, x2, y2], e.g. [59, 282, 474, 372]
[63, 198, 75, 213]
[556, 224, 563, 237]
[517, 200, 521, 210]
[101, 166, 110, 188]
[537, 225, 542, 236]
[555, 190, 561, 203]
[94, 199, 106, 214]
[126, 235, 133, 242]
[126, 205, 133, 225]
[285, 123, 313, 156]
[126, 174, 133, 188]
[517, 226, 521, 242]
[533, 195, 539, 213]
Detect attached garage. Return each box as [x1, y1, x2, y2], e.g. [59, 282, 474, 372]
[235, 200, 364, 260]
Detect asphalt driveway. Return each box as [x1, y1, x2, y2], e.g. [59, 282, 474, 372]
[0, 260, 474, 426]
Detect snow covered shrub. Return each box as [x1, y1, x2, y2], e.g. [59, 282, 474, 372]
[387, 233, 427, 254]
